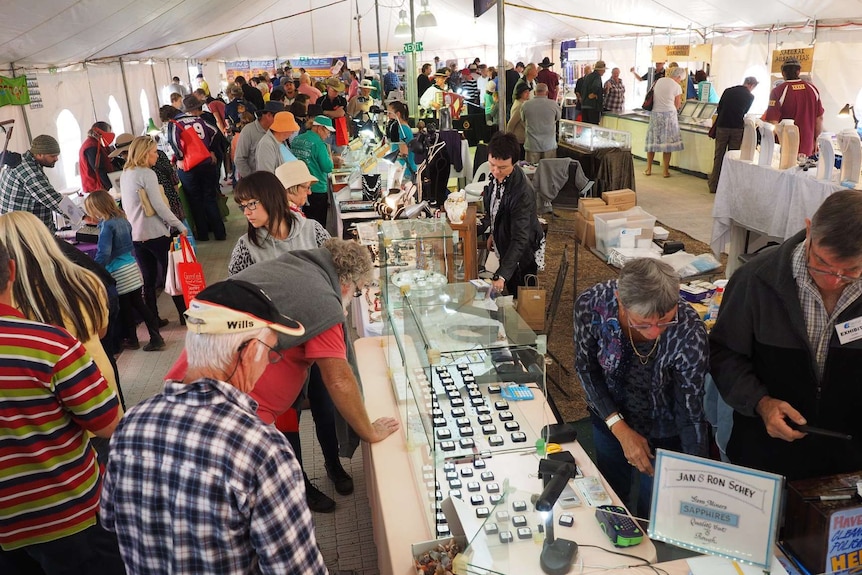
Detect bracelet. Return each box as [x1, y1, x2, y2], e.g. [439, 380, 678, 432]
[605, 413, 624, 429]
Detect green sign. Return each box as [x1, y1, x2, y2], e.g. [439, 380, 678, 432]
[415, 41, 424, 52]
[403, 42, 425, 53]
[0, 76, 29, 107]
[403, 43, 414, 53]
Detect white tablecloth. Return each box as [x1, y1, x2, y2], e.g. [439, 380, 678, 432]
[711, 151, 843, 257]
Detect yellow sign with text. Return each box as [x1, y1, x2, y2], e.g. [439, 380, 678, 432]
[652, 44, 712, 63]
[771, 48, 814, 74]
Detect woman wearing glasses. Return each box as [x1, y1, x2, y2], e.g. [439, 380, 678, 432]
[228, 164, 329, 275]
[574, 258, 709, 519]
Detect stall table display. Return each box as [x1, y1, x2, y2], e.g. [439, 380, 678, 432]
[557, 119, 636, 201]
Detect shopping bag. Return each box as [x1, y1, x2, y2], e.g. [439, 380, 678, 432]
[642, 88, 655, 111]
[176, 235, 206, 305]
[170, 120, 211, 170]
[517, 274, 546, 332]
[165, 240, 183, 297]
[334, 116, 350, 147]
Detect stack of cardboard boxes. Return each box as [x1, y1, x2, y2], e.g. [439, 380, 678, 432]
[573, 189, 637, 248]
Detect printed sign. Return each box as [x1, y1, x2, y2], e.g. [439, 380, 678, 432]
[0, 76, 30, 107]
[827, 508, 862, 573]
[771, 48, 815, 74]
[649, 450, 784, 569]
[652, 44, 713, 63]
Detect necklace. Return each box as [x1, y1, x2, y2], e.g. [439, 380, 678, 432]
[627, 324, 660, 365]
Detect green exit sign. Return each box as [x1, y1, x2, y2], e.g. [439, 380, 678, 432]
[403, 42, 424, 53]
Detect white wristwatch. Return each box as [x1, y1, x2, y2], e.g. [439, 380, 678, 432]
[605, 413, 624, 430]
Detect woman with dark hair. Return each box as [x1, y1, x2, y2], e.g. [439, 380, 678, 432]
[386, 100, 417, 178]
[79, 121, 115, 193]
[228, 168, 329, 275]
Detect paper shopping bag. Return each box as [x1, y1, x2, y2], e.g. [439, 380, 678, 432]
[517, 274, 546, 332]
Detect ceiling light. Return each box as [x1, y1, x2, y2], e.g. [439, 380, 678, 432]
[394, 9, 411, 38]
[416, 0, 437, 28]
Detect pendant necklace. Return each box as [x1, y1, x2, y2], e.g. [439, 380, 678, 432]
[627, 325, 660, 365]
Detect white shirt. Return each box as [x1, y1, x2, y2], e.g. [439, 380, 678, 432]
[652, 77, 682, 113]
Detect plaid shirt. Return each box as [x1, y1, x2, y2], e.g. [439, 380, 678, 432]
[791, 242, 862, 379]
[0, 151, 64, 231]
[101, 378, 327, 575]
[603, 78, 626, 113]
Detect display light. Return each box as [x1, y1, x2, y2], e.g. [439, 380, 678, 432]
[394, 10, 411, 38]
[146, 118, 161, 135]
[536, 459, 578, 575]
[415, 0, 437, 28]
[839, 103, 859, 129]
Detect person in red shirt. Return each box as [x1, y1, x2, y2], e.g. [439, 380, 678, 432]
[79, 121, 115, 193]
[764, 57, 824, 157]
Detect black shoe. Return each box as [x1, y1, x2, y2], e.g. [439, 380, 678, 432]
[122, 339, 140, 350]
[158, 318, 169, 328]
[305, 481, 336, 513]
[326, 461, 354, 495]
[143, 339, 166, 352]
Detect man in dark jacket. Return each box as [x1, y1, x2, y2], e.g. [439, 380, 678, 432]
[710, 190, 862, 481]
[482, 132, 543, 296]
[708, 76, 758, 193]
[235, 75, 265, 110]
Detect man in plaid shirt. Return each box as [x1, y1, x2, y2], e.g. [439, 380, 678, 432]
[101, 280, 328, 574]
[0, 135, 65, 232]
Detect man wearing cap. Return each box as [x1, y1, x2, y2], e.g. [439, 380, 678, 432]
[255, 111, 301, 174]
[580, 61, 607, 125]
[0, 239, 124, 573]
[290, 116, 336, 227]
[101, 280, 327, 574]
[225, 84, 257, 131]
[234, 101, 285, 179]
[79, 121, 115, 193]
[347, 78, 377, 118]
[521, 83, 561, 163]
[536, 56, 560, 102]
[709, 76, 759, 194]
[0, 135, 67, 232]
[513, 63, 538, 102]
[419, 69, 449, 116]
[765, 57, 824, 157]
[317, 78, 347, 120]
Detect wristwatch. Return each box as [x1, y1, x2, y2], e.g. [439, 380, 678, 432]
[492, 273, 504, 282]
[605, 413, 624, 430]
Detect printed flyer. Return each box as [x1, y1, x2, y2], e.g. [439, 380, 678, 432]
[649, 450, 784, 569]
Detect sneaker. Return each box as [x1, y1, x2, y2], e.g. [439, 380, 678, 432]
[143, 339, 166, 352]
[326, 461, 354, 495]
[122, 339, 140, 350]
[158, 318, 170, 328]
[305, 481, 336, 513]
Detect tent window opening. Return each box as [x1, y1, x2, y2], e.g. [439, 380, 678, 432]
[743, 64, 769, 117]
[56, 109, 82, 189]
[108, 96, 125, 135]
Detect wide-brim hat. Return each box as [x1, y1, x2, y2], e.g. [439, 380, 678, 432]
[270, 111, 300, 132]
[312, 115, 335, 132]
[385, 90, 405, 103]
[434, 68, 449, 77]
[276, 160, 319, 189]
[324, 77, 346, 92]
[359, 79, 377, 92]
[185, 280, 305, 337]
[594, 60, 607, 71]
[486, 81, 496, 93]
[539, 56, 555, 68]
[108, 133, 135, 158]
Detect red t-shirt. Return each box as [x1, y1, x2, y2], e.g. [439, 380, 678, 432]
[764, 80, 824, 156]
[164, 324, 347, 424]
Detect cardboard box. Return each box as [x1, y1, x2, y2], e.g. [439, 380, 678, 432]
[574, 213, 596, 248]
[602, 189, 637, 206]
[578, 197, 606, 213]
[580, 204, 619, 221]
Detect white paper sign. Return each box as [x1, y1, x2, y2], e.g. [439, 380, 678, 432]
[649, 450, 784, 570]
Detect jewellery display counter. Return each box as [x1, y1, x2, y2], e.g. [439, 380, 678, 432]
[360, 218, 658, 575]
[556, 120, 636, 195]
[558, 119, 632, 153]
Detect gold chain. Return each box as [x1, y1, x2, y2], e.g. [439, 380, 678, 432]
[628, 325, 660, 365]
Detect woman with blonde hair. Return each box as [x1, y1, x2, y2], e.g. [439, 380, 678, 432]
[0, 211, 124, 411]
[120, 136, 188, 324]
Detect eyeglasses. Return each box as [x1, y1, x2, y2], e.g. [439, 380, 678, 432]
[237, 199, 260, 212]
[627, 307, 679, 331]
[237, 338, 282, 364]
[806, 242, 862, 284]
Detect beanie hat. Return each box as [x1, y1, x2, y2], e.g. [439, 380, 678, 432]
[31, 135, 61, 155]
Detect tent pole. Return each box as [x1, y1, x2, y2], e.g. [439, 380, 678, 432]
[374, 0, 383, 83]
[406, 0, 418, 121]
[150, 60, 160, 109]
[496, 0, 506, 129]
[119, 59, 136, 135]
[85, 62, 98, 125]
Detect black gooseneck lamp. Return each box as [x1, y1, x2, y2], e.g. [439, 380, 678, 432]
[535, 459, 578, 575]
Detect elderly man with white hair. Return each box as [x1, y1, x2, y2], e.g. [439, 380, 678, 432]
[101, 280, 328, 574]
[520, 82, 562, 163]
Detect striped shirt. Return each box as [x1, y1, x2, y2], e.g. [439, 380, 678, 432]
[101, 378, 327, 574]
[0, 303, 119, 550]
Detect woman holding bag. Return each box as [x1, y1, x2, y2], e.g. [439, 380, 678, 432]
[120, 136, 189, 324]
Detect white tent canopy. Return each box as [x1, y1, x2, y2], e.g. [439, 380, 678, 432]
[2, 0, 862, 191]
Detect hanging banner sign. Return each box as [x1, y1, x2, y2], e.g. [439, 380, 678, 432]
[771, 48, 815, 74]
[0, 76, 30, 107]
[474, 0, 496, 18]
[224, 60, 277, 84]
[294, 57, 347, 78]
[648, 450, 784, 570]
[652, 44, 712, 63]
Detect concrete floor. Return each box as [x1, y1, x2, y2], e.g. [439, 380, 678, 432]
[114, 165, 717, 574]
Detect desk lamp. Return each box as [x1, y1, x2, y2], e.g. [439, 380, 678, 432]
[146, 118, 161, 136]
[839, 104, 859, 130]
[535, 459, 578, 575]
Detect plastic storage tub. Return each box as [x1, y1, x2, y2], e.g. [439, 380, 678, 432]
[593, 206, 657, 257]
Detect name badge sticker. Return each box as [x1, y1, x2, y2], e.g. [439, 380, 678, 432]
[836, 316, 862, 345]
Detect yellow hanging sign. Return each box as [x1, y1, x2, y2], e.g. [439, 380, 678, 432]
[651, 44, 712, 63]
[771, 48, 814, 74]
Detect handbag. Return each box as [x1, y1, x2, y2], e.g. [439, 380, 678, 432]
[137, 185, 170, 217]
[642, 88, 655, 111]
[708, 121, 717, 139]
[517, 274, 546, 332]
[170, 120, 211, 170]
[166, 235, 206, 305]
[334, 116, 350, 147]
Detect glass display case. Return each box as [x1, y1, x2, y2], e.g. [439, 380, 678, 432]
[376, 218, 550, 541]
[558, 119, 632, 152]
[678, 101, 716, 127]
